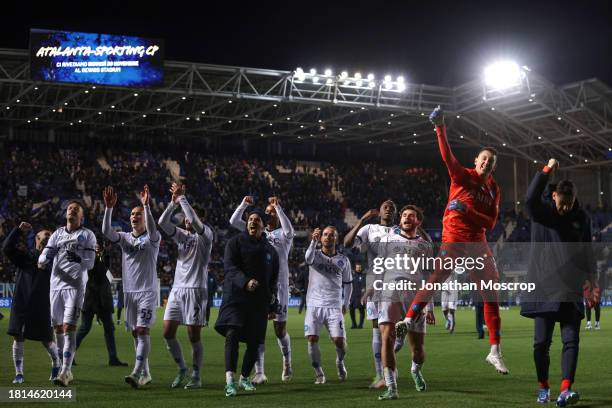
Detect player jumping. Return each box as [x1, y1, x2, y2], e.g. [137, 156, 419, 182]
[396, 106, 508, 375]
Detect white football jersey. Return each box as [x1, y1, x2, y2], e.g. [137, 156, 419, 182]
[355, 223, 399, 290]
[355, 223, 400, 272]
[44, 226, 97, 291]
[306, 249, 352, 308]
[376, 232, 432, 302]
[265, 228, 292, 284]
[378, 233, 433, 283]
[114, 232, 160, 293]
[170, 226, 213, 289]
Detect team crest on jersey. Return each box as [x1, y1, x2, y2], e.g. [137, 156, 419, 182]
[266, 253, 272, 262]
[77, 235, 85, 242]
[392, 226, 401, 235]
[337, 259, 344, 267]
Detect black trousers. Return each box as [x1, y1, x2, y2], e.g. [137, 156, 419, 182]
[585, 303, 601, 322]
[224, 326, 260, 378]
[475, 302, 485, 337]
[298, 293, 307, 314]
[206, 297, 214, 324]
[349, 305, 365, 328]
[76, 311, 119, 362]
[533, 305, 581, 384]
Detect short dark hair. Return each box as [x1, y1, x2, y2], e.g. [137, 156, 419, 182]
[67, 200, 84, 210]
[555, 180, 577, 198]
[479, 146, 498, 156]
[381, 199, 397, 213]
[399, 204, 424, 222]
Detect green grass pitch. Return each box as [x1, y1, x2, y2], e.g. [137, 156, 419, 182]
[1, 307, 611, 407]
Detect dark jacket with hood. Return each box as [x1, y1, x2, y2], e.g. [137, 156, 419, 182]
[520, 168, 596, 319]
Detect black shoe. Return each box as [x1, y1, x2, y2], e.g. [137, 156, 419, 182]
[109, 359, 128, 367]
[351, 325, 357, 329]
[477, 332, 485, 339]
[72, 359, 77, 366]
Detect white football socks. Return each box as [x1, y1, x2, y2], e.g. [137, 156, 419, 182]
[191, 340, 203, 378]
[13, 340, 24, 375]
[254, 343, 265, 375]
[165, 338, 186, 371]
[372, 328, 382, 377]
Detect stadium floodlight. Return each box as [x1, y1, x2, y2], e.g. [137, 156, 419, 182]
[368, 81, 376, 88]
[397, 76, 404, 83]
[383, 81, 393, 90]
[324, 68, 332, 76]
[354, 72, 362, 79]
[340, 71, 348, 79]
[356, 79, 363, 87]
[312, 76, 320, 84]
[309, 68, 317, 75]
[326, 78, 333, 85]
[367, 73, 375, 80]
[384, 75, 392, 83]
[294, 67, 306, 82]
[483, 60, 524, 90]
[397, 82, 406, 92]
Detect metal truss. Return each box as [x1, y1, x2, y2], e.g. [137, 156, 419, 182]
[0, 48, 610, 168]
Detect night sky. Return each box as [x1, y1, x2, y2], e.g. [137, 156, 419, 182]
[3, 0, 612, 87]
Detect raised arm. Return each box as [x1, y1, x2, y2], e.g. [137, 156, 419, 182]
[229, 196, 252, 231]
[269, 197, 294, 239]
[158, 200, 177, 236]
[525, 159, 557, 224]
[343, 210, 377, 248]
[140, 185, 160, 243]
[305, 228, 320, 265]
[178, 195, 208, 237]
[143, 205, 160, 243]
[102, 186, 120, 243]
[3, 224, 33, 268]
[429, 106, 470, 182]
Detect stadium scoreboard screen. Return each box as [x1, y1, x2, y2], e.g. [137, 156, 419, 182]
[29, 28, 164, 87]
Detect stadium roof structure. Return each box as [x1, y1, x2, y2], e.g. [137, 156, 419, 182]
[0, 48, 610, 169]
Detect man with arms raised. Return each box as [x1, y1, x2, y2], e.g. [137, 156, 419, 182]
[216, 209, 279, 397]
[102, 185, 160, 388]
[158, 183, 213, 389]
[229, 195, 294, 383]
